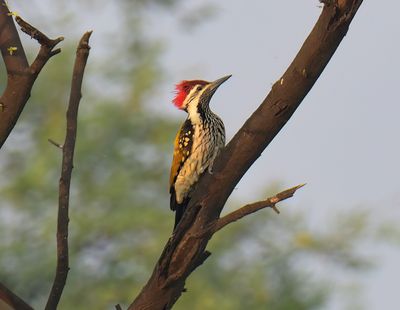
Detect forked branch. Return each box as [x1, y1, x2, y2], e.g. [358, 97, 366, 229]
[0, 1, 63, 148]
[214, 184, 305, 233]
[15, 16, 64, 73]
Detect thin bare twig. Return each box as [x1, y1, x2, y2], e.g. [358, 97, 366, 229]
[214, 184, 305, 232]
[0, 281, 33, 310]
[45, 31, 92, 310]
[48, 138, 64, 149]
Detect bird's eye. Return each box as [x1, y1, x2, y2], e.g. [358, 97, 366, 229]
[196, 86, 203, 91]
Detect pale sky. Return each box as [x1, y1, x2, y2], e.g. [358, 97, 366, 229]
[7, 0, 400, 309]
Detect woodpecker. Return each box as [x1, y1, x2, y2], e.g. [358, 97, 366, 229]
[169, 75, 231, 229]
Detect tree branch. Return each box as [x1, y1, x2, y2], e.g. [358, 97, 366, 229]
[0, 281, 33, 310]
[15, 16, 64, 74]
[45, 31, 92, 310]
[0, 2, 28, 75]
[129, 1, 364, 309]
[214, 184, 305, 233]
[0, 1, 63, 149]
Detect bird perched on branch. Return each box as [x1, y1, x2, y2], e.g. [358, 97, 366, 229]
[169, 75, 231, 229]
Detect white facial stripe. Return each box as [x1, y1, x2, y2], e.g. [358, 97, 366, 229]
[182, 84, 211, 110]
[183, 87, 198, 108]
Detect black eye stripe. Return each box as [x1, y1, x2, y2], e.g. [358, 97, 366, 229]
[185, 85, 205, 107]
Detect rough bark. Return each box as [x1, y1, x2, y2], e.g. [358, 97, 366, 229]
[128, 1, 364, 309]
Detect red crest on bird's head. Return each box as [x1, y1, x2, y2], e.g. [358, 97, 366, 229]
[172, 80, 208, 109]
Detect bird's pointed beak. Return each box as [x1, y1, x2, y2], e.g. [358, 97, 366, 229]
[208, 75, 232, 94]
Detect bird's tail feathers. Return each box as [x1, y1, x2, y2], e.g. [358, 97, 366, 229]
[173, 197, 190, 230]
[170, 188, 178, 211]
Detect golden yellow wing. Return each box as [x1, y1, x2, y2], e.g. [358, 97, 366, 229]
[169, 119, 194, 190]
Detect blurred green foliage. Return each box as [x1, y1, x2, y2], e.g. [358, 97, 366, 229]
[0, 1, 392, 309]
